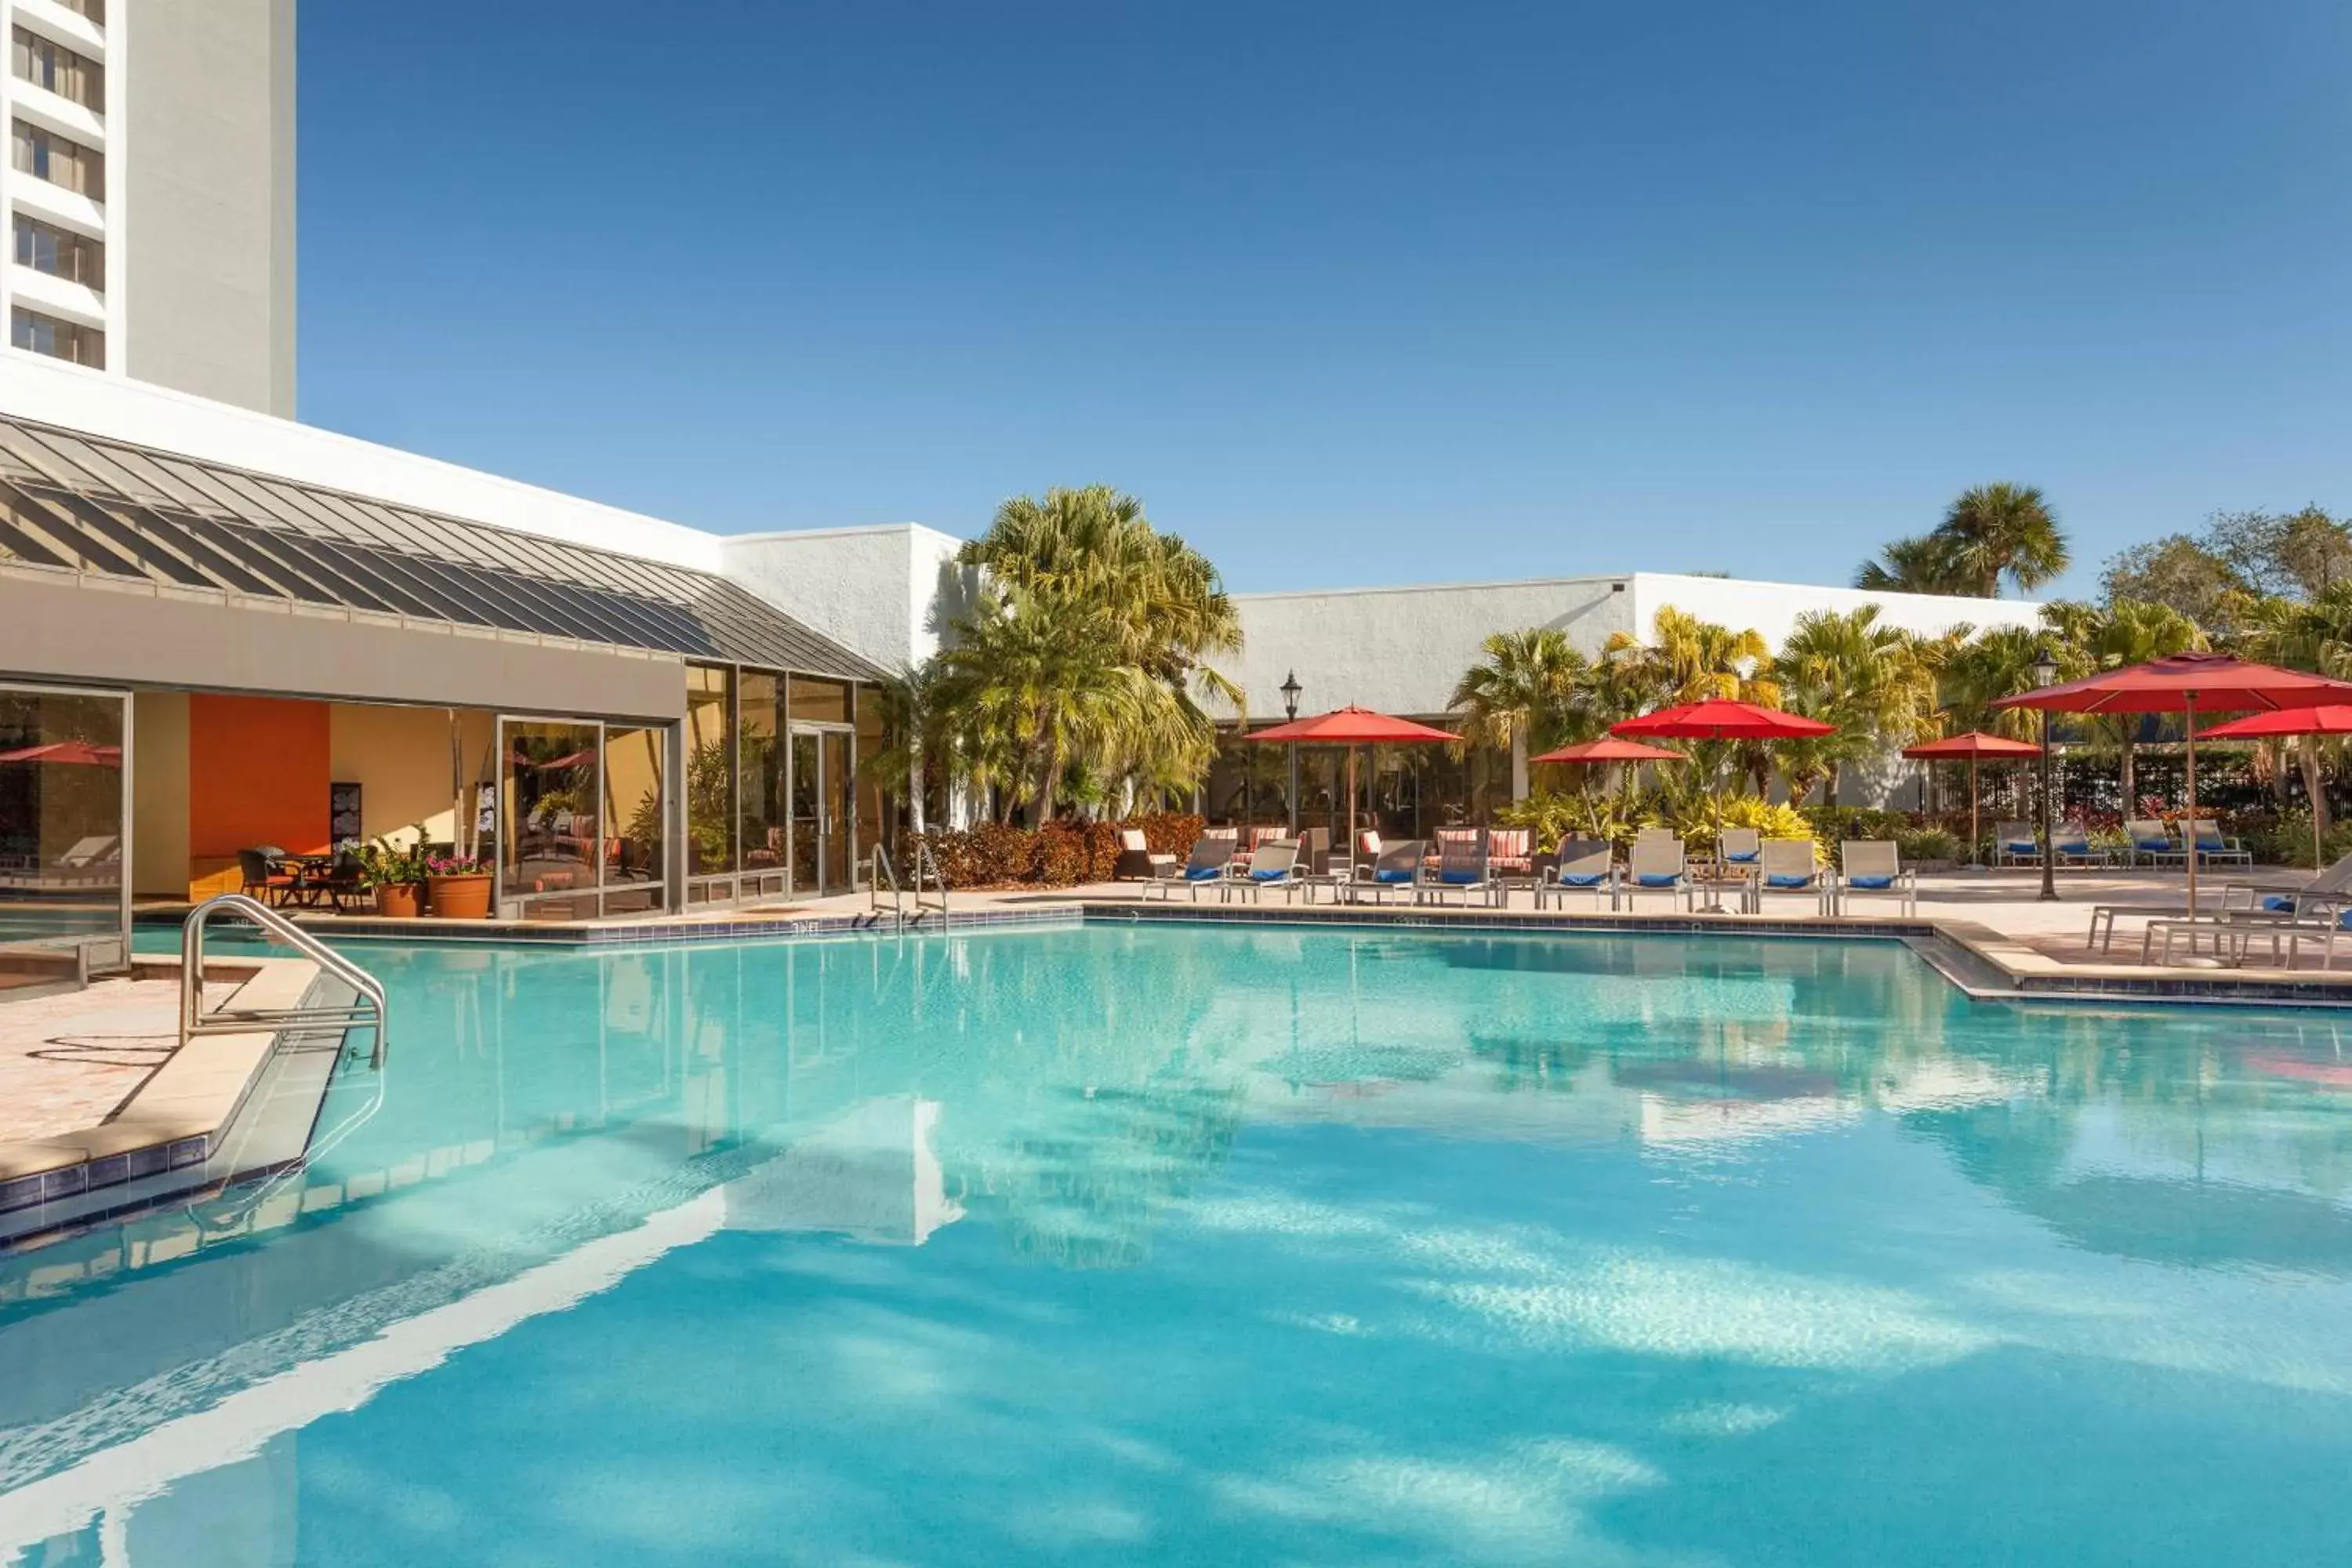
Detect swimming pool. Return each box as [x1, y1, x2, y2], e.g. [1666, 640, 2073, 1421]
[5, 922, 2352, 1566]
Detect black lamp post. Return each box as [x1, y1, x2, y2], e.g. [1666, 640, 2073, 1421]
[2032, 649, 2060, 902]
[1280, 670, 1303, 835]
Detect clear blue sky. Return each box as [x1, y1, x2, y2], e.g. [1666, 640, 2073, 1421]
[297, 1, 2351, 598]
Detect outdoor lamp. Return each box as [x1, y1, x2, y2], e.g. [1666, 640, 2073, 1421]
[1280, 670, 1302, 721]
[1280, 671, 1303, 833]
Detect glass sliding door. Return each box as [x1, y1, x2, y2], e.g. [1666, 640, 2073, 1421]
[739, 673, 786, 900]
[789, 728, 822, 895]
[822, 730, 854, 891]
[0, 684, 126, 971]
[499, 718, 602, 920]
[683, 665, 735, 904]
[601, 724, 666, 914]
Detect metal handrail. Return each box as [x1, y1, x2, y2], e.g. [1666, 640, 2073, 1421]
[913, 840, 950, 927]
[870, 843, 902, 920]
[182, 893, 390, 1069]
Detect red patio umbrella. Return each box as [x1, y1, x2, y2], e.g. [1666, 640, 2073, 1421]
[2194, 704, 2352, 870]
[1530, 735, 1686, 804]
[1995, 652, 2352, 911]
[1244, 706, 1458, 864]
[1901, 731, 2042, 866]
[1613, 700, 1834, 903]
[0, 739, 122, 766]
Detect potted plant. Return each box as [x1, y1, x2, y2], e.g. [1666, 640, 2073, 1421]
[358, 835, 430, 918]
[426, 849, 494, 920]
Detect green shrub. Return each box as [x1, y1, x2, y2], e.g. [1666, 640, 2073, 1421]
[1896, 826, 1962, 863]
[905, 813, 1204, 888]
[1662, 794, 1813, 852]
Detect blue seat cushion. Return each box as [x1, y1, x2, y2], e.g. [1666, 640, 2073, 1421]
[2339, 909, 2352, 931]
[2263, 895, 2296, 912]
[1725, 849, 1759, 863]
[1439, 869, 1483, 885]
[1375, 869, 1414, 884]
[2056, 841, 2089, 854]
[2003, 840, 2034, 854]
[1185, 865, 1221, 880]
[1561, 873, 1606, 888]
[1849, 874, 1894, 890]
[1637, 873, 1680, 887]
[1250, 867, 1290, 881]
[2135, 837, 2170, 851]
[1766, 873, 1812, 889]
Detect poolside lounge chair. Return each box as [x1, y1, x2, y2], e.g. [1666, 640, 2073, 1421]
[1114, 828, 1177, 882]
[1486, 828, 1534, 879]
[1716, 827, 1762, 873]
[1837, 840, 1917, 916]
[1634, 825, 1679, 849]
[2220, 850, 2352, 922]
[1993, 822, 2038, 867]
[1144, 836, 1236, 900]
[1227, 838, 1305, 902]
[2123, 819, 2185, 868]
[1535, 838, 1617, 910]
[1748, 837, 1831, 915]
[1621, 838, 1690, 910]
[2053, 824, 2106, 869]
[1421, 833, 1494, 907]
[2184, 819, 2252, 867]
[1350, 838, 1426, 905]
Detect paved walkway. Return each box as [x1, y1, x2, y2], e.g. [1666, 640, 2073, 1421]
[0, 976, 232, 1143]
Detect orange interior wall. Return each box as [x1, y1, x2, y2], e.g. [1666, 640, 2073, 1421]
[189, 694, 332, 860]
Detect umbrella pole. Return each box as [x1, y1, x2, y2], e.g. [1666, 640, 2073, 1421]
[1970, 757, 1980, 867]
[2184, 695, 2198, 916]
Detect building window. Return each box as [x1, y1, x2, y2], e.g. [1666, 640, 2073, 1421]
[12, 27, 103, 112]
[49, 0, 103, 27]
[13, 215, 100, 287]
[12, 306, 102, 367]
[12, 119, 102, 198]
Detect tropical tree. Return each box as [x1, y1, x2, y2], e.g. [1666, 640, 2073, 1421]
[1448, 628, 1591, 801]
[1941, 622, 2085, 744]
[1938, 483, 2070, 597]
[940, 487, 1242, 823]
[1854, 533, 1965, 594]
[1771, 606, 1940, 804]
[2230, 586, 2352, 839]
[2076, 597, 2205, 804]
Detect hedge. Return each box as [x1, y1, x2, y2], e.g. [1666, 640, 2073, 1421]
[904, 813, 1205, 890]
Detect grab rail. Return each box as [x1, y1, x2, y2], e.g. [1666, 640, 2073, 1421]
[913, 840, 949, 928]
[182, 893, 390, 1069]
[870, 843, 903, 920]
[869, 844, 949, 929]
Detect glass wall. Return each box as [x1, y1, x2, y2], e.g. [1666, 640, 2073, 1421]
[500, 720, 601, 919]
[788, 677, 850, 725]
[856, 686, 887, 863]
[0, 684, 125, 962]
[602, 724, 666, 913]
[684, 666, 734, 900]
[739, 673, 786, 898]
[1202, 724, 1503, 840]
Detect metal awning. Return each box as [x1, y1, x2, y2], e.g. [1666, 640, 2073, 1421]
[0, 415, 884, 682]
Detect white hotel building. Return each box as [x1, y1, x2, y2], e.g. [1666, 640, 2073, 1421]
[0, 3, 2036, 976]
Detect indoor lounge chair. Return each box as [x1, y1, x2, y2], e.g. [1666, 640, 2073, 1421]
[1837, 840, 1917, 916]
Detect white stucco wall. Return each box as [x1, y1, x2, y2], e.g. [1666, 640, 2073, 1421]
[0, 355, 721, 570]
[1627, 573, 2045, 652]
[720, 524, 974, 675]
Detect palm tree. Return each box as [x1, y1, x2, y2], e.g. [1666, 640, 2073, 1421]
[1854, 533, 1966, 594]
[2232, 587, 2352, 840]
[1939, 483, 2070, 597]
[1772, 606, 1937, 804]
[1449, 629, 1590, 801]
[946, 487, 1243, 820]
[2078, 597, 2205, 805]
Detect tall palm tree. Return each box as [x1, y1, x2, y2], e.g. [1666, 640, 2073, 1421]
[1939, 483, 2070, 597]
[1449, 628, 1591, 800]
[2232, 586, 2352, 839]
[1772, 606, 1936, 804]
[2078, 597, 2205, 805]
[1854, 532, 1966, 594]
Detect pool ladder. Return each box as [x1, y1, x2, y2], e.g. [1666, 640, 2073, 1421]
[182, 893, 390, 1069]
[869, 843, 950, 931]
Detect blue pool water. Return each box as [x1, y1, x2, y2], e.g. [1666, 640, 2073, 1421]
[7, 923, 2352, 1565]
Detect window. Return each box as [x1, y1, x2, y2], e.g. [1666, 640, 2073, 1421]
[12, 119, 101, 197]
[12, 215, 100, 287]
[12, 307, 101, 367]
[12, 27, 103, 111]
[50, 0, 103, 27]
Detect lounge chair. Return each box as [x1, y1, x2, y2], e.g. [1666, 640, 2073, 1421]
[1838, 840, 1917, 916]
[1144, 836, 1236, 900]
[1487, 828, 1534, 878]
[1748, 837, 1831, 915]
[2184, 819, 2252, 867]
[1114, 828, 1176, 883]
[1421, 834, 1494, 907]
[2123, 819, 2185, 868]
[1536, 838, 1617, 910]
[1227, 837, 1304, 902]
[2053, 824, 2106, 869]
[1634, 825, 1679, 849]
[1716, 827, 1762, 873]
[2220, 850, 2352, 922]
[1993, 821, 2038, 867]
[1621, 838, 1690, 910]
[1350, 838, 1427, 905]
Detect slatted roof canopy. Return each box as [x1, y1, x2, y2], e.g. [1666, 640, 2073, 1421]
[0, 414, 884, 682]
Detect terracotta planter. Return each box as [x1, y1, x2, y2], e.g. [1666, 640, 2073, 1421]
[427, 872, 493, 920]
[375, 883, 423, 919]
